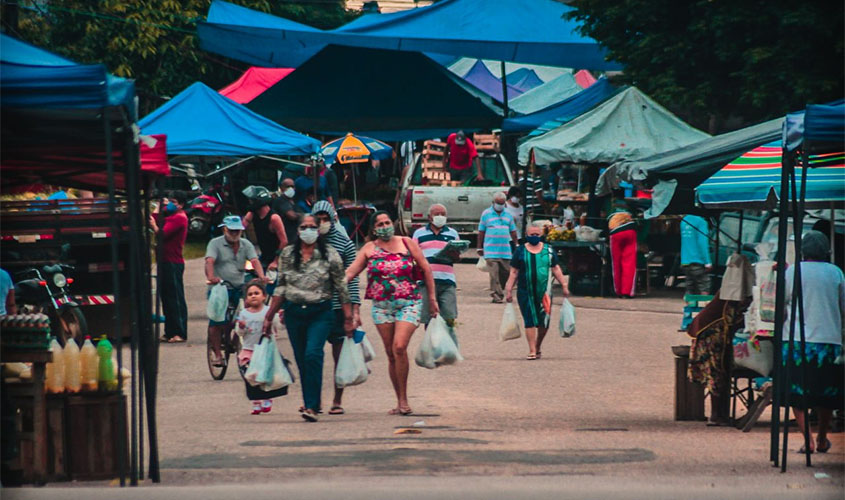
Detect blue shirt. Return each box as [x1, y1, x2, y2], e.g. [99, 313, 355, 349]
[479, 207, 516, 260]
[680, 215, 711, 266]
[0, 269, 13, 316]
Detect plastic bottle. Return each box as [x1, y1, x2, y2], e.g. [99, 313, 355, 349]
[79, 336, 99, 392]
[63, 338, 81, 393]
[96, 335, 117, 391]
[45, 337, 65, 393]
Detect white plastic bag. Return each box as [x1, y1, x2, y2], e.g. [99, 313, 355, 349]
[476, 256, 488, 272]
[206, 283, 228, 322]
[429, 315, 460, 366]
[415, 325, 436, 369]
[559, 298, 576, 338]
[335, 337, 369, 388]
[360, 334, 376, 363]
[244, 337, 292, 391]
[498, 302, 523, 341]
[732, 333, 773, 376]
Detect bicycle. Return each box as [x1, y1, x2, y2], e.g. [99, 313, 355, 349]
[206, 280, 243, 380]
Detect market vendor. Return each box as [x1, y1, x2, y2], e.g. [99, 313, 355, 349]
[607, 197, 637, 298]
[680, 214, 712, 295]
[444, 130, 483, 182]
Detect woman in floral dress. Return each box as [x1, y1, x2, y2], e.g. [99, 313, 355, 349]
[346, 211, 438, 415]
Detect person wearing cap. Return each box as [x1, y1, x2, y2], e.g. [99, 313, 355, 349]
[243, 186, 287, 272]
[273, 177, 304, 246]
[150, 191, 189, 343]
[205, 215, 266, 365]
[444, 130, 484, 182]
[312, 200, 361, 415]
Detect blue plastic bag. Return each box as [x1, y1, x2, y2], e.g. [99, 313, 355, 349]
[206, 283, 228, 322]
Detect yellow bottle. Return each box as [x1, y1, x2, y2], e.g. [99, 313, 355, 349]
[45, 337, 65, 394]
[63, 338, 81, 393]
[79, 336, 98, 392]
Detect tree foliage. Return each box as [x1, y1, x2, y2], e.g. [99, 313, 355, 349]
[568, 0, 844, 133]
[8, 1, 359, 115]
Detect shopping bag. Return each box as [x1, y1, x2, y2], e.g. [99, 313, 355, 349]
[335, 337, 369, 388]
[759, 268, 776, 323]
[244, 336, 274, 387]
[263, 338, 293, 391]
[429, 315, 460, 366]
[360, 334, 376, 363]
[476, 256, 488, 272]
[414, 325, 437, 369]
[498, 302, 523, 341]
[732, 333, 773, 376]
[559, 299, 576, 338]
[206, 283, 228, 322]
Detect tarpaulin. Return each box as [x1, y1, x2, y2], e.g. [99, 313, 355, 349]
[518, 87, 709, 166]
[246, 45, 502, 140]
[198, 0, 621, 70]
[461, 60, 523, 102]
[139, 82, 320, 157]
[503, 77, 618, 133]
[574, 69, 597, 89]
[219, 67, 294, 104]
[507, 72, 583, 115]
[508, 68, 544, 92]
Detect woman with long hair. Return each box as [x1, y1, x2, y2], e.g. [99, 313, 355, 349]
[346, 211, 438, 415]
[263, 214, 353, 422]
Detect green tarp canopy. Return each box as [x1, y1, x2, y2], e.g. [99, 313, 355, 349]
[517, 87, 709, 166]
[246, 45, 502, 140]
[596, 118, 783, 218]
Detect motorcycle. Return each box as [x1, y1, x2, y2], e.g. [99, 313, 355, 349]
[186, 184, 230, 237]
[14, 264, 88, 346]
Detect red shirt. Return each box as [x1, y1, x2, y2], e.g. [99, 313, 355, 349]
[446, 133, 478, 170]
[160, 211, 188, 264]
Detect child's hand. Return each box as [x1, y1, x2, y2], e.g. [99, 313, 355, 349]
[237, 320, 246, 330]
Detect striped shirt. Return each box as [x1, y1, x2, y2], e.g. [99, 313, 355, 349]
[517, 175, 543, 212]
[324, 226, 361, 309]
[412, 224, 460, 285]
[479, 207, 516, 260]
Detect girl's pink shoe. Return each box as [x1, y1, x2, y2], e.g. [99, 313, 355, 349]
[251, 403, 262, 415]
[261, 400, 273, 413]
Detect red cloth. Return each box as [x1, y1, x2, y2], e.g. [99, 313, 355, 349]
[160, 210, 188, 264]
[610, 228, 637, 297]
[446, 133, 478, 170]
[219, 67, 293, 104]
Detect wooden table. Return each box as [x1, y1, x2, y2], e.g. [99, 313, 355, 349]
[2, 349, 52, 483]
[548, 240, 609, 297]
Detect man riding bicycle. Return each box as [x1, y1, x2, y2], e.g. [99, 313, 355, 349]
[205, 215, 267, 366]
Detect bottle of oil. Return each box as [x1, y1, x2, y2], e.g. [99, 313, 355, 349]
[79, 336, 99, 391]
[63, 338, 81, 393]
[45, 337, 65, 393]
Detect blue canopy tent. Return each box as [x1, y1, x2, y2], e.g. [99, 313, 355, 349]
[508, 68, 544, 92]
[139, 82, 320, 157]
[508, 72, 582, 115]
[503, 78, 620, 133]
[461, 60, 523, 103]
[1, 34, 160, 485]
[199, 0, 621, 71]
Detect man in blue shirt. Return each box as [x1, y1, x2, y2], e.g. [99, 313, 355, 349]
[0, 269, 15, 316]
[680, 215, 712, 295]
[478, 192, 518, 303]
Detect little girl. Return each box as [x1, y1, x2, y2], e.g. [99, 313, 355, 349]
[236, 280, 287, 414]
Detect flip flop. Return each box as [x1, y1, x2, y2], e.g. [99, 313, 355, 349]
[388, 408, 401, 415]
[301, 410, 319, 422]
[328, 406, 345, 415]
[168, 336, 186, 343]
[817, 438, 831, 453]
[399, 407, 413, 416]
[299, 406, 323, 414]
[526, 354, 538, 360]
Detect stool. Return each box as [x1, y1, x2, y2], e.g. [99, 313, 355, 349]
[730, 367, 758, 422]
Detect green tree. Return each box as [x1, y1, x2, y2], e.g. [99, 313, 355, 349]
[6, 1, 359, 115]
[567, 0, 844, 133]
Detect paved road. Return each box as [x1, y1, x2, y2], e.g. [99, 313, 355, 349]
[15, 258, 842, 498]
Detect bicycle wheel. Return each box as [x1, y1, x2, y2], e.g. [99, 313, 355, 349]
[207, 329, 228, 380]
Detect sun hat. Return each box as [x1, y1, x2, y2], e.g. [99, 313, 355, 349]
[219, 215, 245, 230]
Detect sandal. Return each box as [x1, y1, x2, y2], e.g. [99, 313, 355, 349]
[168, 336, 186, 343]
[328, 406, 345, 415]
[301, 409, 319, 422]
[399, 406, 413, 415]
[817, 438, 832, 453]
[299, 406, 323, 414]
[526, 354, 538, 360]
[535, 351, 542, 359]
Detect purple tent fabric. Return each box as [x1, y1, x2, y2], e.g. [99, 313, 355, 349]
[507, 68, 544, 92]
[461, 60, 523, 103]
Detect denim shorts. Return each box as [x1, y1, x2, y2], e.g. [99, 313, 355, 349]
[371, 298, 422, 326]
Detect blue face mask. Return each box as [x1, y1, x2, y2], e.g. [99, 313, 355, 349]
[165, 202, 178, 213]
[525, 235, 542, 245]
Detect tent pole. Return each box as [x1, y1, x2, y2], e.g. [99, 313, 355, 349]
[797, 151, 811, 468]
[770, 149, 792, 466]
[737, 211, 744, 252]
[500, 61, 510, 117]
[831, 203, 836, 263]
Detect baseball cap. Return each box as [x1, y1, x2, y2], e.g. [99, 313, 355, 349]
[455, 130, 467, 145]
[219, 215, 245, 231]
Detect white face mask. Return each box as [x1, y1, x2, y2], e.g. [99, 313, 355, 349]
[283, 187, 295, 198]
[432, 215, 447, 228]
[510, 196, 519, 204]
[299, 228, 319, 244]
[318, 221, 332, 235]
[493, 202, 505, 212]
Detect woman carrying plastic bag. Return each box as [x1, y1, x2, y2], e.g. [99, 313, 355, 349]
[335, 337, 368, 388]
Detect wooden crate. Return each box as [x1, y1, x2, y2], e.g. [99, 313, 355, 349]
[473, 133, 500, 152]
[423, 139, 446, 150]
[66, 392, 128, 480]
[422, 159, 444, 169]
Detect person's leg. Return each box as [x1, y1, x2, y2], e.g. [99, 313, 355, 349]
[437, 283, 459, 347]
[376, 322, 399, 410]
[792, 407, 815, 452]
[391, 320, 419, 412]
[536, 325, 548, 354]
[489, 259, 505, 300]
[418, 284, 431, 327]
[524, 327, 538, 357]
[328, 309, 346, 410]
[817, 408, 833, 449]
[619, 229, 637, 297]
[159, 262, 177, 339]
[609, 232, 623, 296]
[682, 264, 695, 296]
[174, 263, 188, 339]
[498, 261, 511, 294]
[301, 308, 333, 412]
[284, 308, 308, 409]
[208, 324, 225, 361]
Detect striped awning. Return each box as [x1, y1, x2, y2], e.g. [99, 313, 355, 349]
[696, 142, 845, 209]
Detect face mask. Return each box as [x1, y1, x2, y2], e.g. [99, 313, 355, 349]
[375, 225, 395, 241]
[432, 215, 447, 228]
[510, 197, 519, 205]
[165, 202, 178, 213]
[318, 221, 332, 235]
[525, 235, 542, 245]
[283, 187, 295, 198]
[493, 202, 505, 212]
[299, 228, 319, 244]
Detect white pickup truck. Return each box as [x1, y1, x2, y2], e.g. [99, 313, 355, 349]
[397, 152, 515, 237]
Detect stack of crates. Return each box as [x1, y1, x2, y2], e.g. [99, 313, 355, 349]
[681, 294, 713, 331]
[422, 140, 457, 186]
[473, 132, 500, 152]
